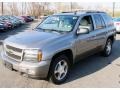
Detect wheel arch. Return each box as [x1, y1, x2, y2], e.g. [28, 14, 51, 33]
[47, 49, 73, 78]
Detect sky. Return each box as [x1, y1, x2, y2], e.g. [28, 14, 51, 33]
[50, 2, 120, 10]
[79, 2, 120, 9]
[2, 2, 120, 10]
[78, 2, 113, 9]
[1, 2, 120, 15]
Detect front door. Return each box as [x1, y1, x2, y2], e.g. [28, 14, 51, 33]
[75, 15, 98, 61]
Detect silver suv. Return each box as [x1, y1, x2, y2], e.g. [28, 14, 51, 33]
[1, 11, 116, 84]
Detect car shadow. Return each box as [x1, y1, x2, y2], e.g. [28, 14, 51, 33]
[65, 39, 120, 84]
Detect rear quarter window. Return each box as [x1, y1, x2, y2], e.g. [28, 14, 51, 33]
[93, 14, 105, 29]
[101, 14, 113, 26]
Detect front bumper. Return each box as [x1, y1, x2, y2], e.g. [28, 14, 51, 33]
[116, 28, 120, 33]
[115, 27, 120, 33]
[1, 52, 51, 78]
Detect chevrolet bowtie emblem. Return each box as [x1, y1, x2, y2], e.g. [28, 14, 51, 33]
[7, 49, 14, 54]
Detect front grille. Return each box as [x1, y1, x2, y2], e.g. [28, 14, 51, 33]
[4, 44, 23, 61]
[6, 45, 22, 53]
[6, 51, 21, 60]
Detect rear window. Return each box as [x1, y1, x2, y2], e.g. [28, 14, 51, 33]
[101, 14, 113, 26]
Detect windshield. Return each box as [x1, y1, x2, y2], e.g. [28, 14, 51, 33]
[36, 15, 78, 32]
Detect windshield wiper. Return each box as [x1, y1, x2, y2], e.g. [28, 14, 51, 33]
[48, 29, 64, 33]
[35, 27, 45, 30]
[47, 29, 69, 34]
[36, 28, 67, 33]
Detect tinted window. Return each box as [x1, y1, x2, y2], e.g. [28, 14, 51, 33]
[93, 14, 105, 29]
[79, 15, 94, 32]
[101, 14, 113, 26]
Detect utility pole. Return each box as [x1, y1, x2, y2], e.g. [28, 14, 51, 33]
[11, 3, 14, 15]
[70, 2, 72, 11]
[22, 2, 23, 15]
[1, 2, 3, 15]
[113, 2, 115, 17]
[43, 3, 45, 16]
[25, 2, 27, 15]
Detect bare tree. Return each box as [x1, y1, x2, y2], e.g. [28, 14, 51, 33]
[27, 2, 43, 17]
[71, 2, 83, 11]
[7, 2, 19, 15]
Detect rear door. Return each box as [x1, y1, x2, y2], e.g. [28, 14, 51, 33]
[92, 14, 107, 47]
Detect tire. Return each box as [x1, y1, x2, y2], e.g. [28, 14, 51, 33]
[1, 28, 7, 32]
[49, 55, 70, 84]
[117, 32, 120, 34]
[102, 39, 112, 57]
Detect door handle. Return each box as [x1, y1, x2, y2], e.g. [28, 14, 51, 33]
[93, 35, 97, 37]
[88, 35, 98, 40]
[91, 35, 96, 38]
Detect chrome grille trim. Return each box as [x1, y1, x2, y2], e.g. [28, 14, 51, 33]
[4, 44, 23, 62]
[6, 45, 22, 52]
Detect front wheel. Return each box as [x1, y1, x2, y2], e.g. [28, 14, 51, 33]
[102, 39, 112, 57]
[49, 55, 70, 84]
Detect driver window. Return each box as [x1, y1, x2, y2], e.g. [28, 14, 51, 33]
[79, 15, 94, 32]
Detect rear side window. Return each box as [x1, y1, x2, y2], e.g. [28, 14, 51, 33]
[93, 14, 105, 29]
[101, 14, 113, 26]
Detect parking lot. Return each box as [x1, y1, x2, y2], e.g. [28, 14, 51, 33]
[0, 20, 120, 88]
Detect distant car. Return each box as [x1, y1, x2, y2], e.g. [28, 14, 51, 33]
[21, 16, 34, 22]
[0, 21, 9, 31]
[0, 15, 25, 31]
[28, 16, 35, 20]
[0, 16, 17, 28]
[4, 15, 21, 27]
[4, 21, 12, 29]
[14, 16, 26, 24]
[113, 17, 120, 33]
[10, 16, 22, 26]
[0, 17, 12, 29]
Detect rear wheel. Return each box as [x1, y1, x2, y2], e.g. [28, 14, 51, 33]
[49, 55, 70, 84]
[102, 39, 112, 57]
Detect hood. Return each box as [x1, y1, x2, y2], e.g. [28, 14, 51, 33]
[4, 31, 61, 48]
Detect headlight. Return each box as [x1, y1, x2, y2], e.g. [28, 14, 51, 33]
[23, 49, 42, 62]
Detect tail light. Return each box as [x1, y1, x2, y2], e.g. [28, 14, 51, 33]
[116, 23, 120, 25]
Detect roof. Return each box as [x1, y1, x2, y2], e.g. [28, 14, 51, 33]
[54, 10, 106, 16]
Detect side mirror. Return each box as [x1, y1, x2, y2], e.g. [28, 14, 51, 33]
[77, 27, 89, 35]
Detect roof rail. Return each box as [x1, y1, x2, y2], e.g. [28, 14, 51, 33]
[61, 9, 106, 14]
